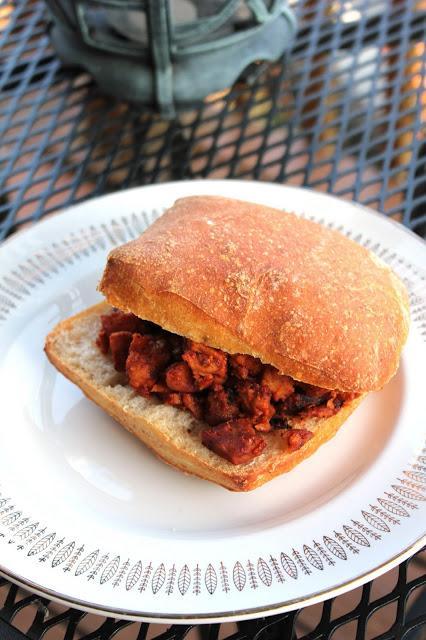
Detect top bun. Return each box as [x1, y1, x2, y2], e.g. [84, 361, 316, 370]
[99, 195, 409, 392]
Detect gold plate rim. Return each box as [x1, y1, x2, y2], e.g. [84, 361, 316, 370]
[1, 533, 425, 624]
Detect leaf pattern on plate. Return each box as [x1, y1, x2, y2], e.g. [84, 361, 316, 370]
[15, 522, 39, 541]
[40, 538, 64, 563]
[323, 536, 347, 561]
[193, 564, 201, 595]
[75, 550, 99, 576]
[126, 561, 142, 591]
[28, 533, 55, 557]
[270, 555, 284, 583]
[404, 470, 426, 484]
[2, 511, 21, 526]
[392, 485, 425, 502]
[385, 492, 417, 510]
[303, 545, 323, 570]
[292, 548, 311, 574]
[280, 552, 297, 579]
[378, 498, 409, 518]
[152, 563, 166, 594]
[25, 527, 46, 548]
[100, 556, 120, 585]
[362, 510, 390, 532]
[257, 557, 272, 586]
[138, 562, 152, 593]
[397, 478, 426, 494]
[166, 564, 176, 595]
[220, 562, 230, 593]
[351, 520, 381, 541]
[113, 560, 130, 588]
[247, 560, 258, 589]
[178, 564, 191, 596]
[370, 504, 400, 526]
[343, 526, 370, 547]
[411, 464, 426, 473]
[313, 541, 334, 566]
[63, 545, 84, 573]
[0, 505, 14, 518]
[334, 531, 358, 555]
[87, 554, 109, 581]
[233, 561, 246, 592]
[9, 517, 29, 532]
[205, 563, 217, 595]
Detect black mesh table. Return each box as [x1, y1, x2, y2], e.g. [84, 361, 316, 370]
[0, 0, 425, 638]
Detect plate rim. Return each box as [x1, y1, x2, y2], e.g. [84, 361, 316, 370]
[0, 179, 425, 623]
[1, 535, 424, 623]
[1, 179, 425, 254]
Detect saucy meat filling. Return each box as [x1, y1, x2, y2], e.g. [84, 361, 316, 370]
[96, 310, 357, 465]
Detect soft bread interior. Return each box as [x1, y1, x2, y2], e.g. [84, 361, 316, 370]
[45, 302, 364, 491]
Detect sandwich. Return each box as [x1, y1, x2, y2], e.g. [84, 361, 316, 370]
[45, 195, 410, 491]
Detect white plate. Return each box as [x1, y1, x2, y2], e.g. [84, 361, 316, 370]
[0, 180, 425, 623]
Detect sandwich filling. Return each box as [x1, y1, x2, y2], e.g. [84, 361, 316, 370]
[96, 310, 358, 465]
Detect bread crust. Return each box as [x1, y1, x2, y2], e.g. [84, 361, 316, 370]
[45, 303, 363, 491]
[99, 196, 409, 392]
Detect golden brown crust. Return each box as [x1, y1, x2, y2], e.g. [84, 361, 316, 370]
[99, 195, 409, 392]
[45, 302, 363, 491]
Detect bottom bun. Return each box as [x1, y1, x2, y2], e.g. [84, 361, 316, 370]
[45, 302, 364, 491]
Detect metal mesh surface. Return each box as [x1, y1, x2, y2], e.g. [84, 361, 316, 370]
[0, 549, 425, 639]
[0, 0, 425, 637]
[0, 0, 425, 239]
